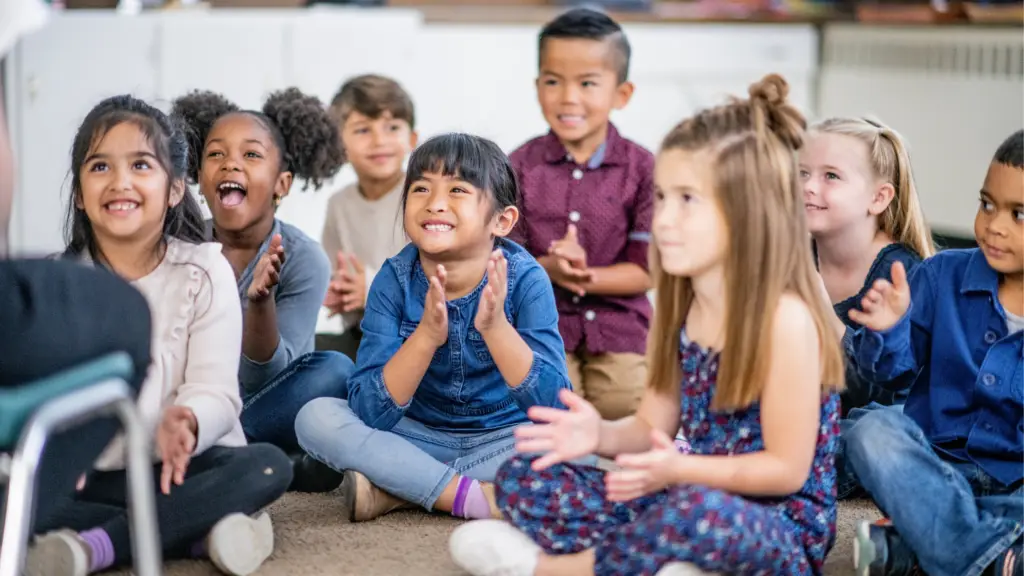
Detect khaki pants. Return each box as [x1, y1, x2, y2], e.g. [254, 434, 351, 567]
[566, 351, 647, 420]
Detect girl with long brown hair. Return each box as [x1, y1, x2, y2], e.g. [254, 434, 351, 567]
[449, 74, 844, 576]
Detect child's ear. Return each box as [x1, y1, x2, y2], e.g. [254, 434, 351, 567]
[868, 181, 896, 216]
[613, 81, 635, 111]
[168, 180, 186, 208]
[274, 171, 293, 207]
[409, 130, 419, 150]
[491, 205, 520, 238]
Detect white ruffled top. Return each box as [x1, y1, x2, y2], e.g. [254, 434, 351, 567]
[95, 238, 246, 470]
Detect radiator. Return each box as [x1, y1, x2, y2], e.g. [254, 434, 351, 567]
[817, 24, 1024, 238]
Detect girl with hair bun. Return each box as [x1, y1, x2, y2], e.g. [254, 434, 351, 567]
[450, 74, 845, 576]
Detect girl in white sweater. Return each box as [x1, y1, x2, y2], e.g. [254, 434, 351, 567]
[26, 95, 292, 576]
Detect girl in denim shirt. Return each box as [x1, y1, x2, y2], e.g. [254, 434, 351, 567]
[295, 133, 571, 522]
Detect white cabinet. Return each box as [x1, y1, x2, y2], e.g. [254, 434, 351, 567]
[5, 11, 819, 256]
[158, 11, 287, 110]
[9, 14, 160, 256]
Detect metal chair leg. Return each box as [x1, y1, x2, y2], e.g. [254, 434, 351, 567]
[113, 396, 161, 576]
[0, 379, 162, 576]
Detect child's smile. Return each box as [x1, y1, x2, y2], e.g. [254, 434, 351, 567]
[215, 179, 247, 209]
[199, 114, 288, 233]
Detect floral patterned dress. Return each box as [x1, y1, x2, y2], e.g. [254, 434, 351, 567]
[495, 329, 840, 576]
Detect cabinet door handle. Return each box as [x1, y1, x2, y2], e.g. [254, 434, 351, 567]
[27, 75, 38, 102]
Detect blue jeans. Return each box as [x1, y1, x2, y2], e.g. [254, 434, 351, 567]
[241, 351, 353, 452]
[837, 402, 901, 499]
[846, 407, 1023, 576]
[294, 397, 517, 510]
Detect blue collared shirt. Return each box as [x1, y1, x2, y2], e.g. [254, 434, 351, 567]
[206, 219, 330, 393]
[852, 249, 1024, 486]
[348, 238, 571, 432]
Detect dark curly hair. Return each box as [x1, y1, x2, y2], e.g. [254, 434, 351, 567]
[994, 129, 1023, 169]
[171, 87, 345, 191]
[64, 95, 205, 261]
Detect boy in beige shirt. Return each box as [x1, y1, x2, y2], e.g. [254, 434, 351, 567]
[322, 75, 418, 359]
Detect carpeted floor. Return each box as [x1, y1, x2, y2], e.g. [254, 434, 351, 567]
[114, 492, 882, 576]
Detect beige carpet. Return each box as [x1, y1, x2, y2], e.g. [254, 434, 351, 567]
[115, 493, 882, 576]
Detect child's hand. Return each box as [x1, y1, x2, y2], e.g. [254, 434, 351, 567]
[474, 250, 509, 334]
[416, 264, 449, 348]
[548, 224, 588, 270]
[543, 256, 595, 297]
[515, 389, 601, 471]
[606, 428, 682, 502]
[324, 252, 367, 316]
[247, 234, 285, 303]
[156, 405, 197, 495]
[848, 261, 911, 332]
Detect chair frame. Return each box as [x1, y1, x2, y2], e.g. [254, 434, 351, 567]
[0, 378, 162, 576]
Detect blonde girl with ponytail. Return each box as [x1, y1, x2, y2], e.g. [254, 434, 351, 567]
[800, 116, 934, 502]
[801, 117, 934, 416]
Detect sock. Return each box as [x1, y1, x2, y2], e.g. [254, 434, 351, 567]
[78, 528, 114, 573]
[452, 477, 492, 520]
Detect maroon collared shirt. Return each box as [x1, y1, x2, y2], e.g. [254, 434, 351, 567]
[509, 124, 654, 356]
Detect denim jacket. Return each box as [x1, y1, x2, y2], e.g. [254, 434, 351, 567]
[348, 238, 571, 432]
[851, 249, 1024, 486]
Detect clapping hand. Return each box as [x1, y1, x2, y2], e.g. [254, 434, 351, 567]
[606, 428, 682, 502]
[324, 252, 368, 316]
[248, 234, 285, 303]
[416, 264, 449, 348]
[545, 225, 594, 297]
[474, 250, 509, 334]
[514, 389, 601, 471]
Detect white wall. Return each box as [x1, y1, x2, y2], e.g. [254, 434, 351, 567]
[4, 8, 817, 256]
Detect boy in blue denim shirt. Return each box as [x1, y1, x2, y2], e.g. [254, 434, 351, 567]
[295, 134, 571, 524]
[845, 129, 1024, 576]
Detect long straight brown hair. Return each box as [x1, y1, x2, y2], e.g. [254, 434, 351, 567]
[648, 74, 845, 410]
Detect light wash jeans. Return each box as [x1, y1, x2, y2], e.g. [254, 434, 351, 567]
[294, 397, 517, 510]
[241, 351, 354, 453]
[846, 407, 1023, 576]
[836, 402, 902, 499]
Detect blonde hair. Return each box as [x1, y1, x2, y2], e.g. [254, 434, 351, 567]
[649, 74, 844, 410]
[810, 117, 935, 259]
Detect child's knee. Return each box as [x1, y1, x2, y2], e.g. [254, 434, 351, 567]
[240, 443, 293, 498]
[495, 455, 577, 508]
[304, 351, 354, 398]
[495, 453, 536, 497]
[844, 405, 912, 462]
[294, 397, 358, 449]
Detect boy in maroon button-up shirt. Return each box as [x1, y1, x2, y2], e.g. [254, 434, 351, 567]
[509, 8, 654, 420]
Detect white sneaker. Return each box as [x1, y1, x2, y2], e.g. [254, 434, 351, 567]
[207, 511, 274, 575]
[656, 562, 720, 575]
[25, 530, 89, 576]
[449, 519, 540, 576]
